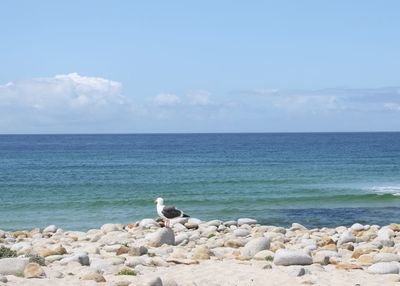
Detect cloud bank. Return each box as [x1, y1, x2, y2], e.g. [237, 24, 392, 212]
[1, 73, 399, 133]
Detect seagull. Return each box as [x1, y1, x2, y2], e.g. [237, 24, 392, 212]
[154, 197, 189, 227]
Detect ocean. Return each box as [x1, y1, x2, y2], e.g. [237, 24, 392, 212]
[0, 133, 399, 231]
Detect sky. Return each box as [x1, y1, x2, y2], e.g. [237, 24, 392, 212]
[0, 1, 399, 133]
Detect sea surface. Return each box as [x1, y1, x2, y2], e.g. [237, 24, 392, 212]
[1, 133, 400, 231]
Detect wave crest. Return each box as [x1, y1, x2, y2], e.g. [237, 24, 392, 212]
[370, 186, 400, 196]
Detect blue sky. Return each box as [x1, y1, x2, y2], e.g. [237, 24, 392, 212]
[0, 1, 399, 133]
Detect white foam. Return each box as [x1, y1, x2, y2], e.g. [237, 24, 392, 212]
[369, 186, 400, 196]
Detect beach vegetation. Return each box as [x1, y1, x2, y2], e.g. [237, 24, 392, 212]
[116, 268, 136, 276]
[207, 233, 216, 239]
[265, 256, 273, 262]
[26, 253, 46, 266]
[0, 246, 17, 258]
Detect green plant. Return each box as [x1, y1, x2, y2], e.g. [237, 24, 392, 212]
[26, 254, 46, 266]
[265, 256, 273, 262]
[148, 260, 157, 267]
[116, 268, 136, 276]
[207, 233, 216, 239]
[0, 246, 17, 258]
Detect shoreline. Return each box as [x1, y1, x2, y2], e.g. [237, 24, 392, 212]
[1, 217, 400, 286]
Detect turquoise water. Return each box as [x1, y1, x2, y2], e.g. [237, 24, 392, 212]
[1, 133, 399, 230]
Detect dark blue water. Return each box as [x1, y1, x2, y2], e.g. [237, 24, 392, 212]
[0, 133, 399, 230]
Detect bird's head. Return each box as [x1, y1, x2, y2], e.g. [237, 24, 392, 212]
[154, 197, 164, 205]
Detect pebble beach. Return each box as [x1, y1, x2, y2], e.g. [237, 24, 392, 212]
[1, 218, 400, 286]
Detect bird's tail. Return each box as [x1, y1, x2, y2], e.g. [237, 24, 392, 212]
[182, 213, 190, 218]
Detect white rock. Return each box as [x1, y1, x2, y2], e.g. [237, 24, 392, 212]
[206, 220, 222, 227]
[241, 237, 270, 257]
[188, 218, 202, 225]
[172, 223, 186, 231]
[163, 278, 179, 286]
[218, 225, 226, 231]
[338, 230, 356, 245]
[367, 262, 399, 274]
[373, 253, 400, 263]
[175, 233, 189, 245]
[315, 250, 339, 258]
[146, 276, 163, 286]
[378, 227, 394, 240]
[351, 223, 365, 231]
[237, 218, 257, 226]
[125, 256, 147, 267]
[224, 220, 237, 227]
[171, 217, 189, 225]
[0, 258, 29, 276]
[60, 252, 90, 266]
[101, 223, 119, 233]
[253, 250, 275, 261]
[139, 218, 159, 228]
[273, 249, 313, 266]
[233, 229, 250, 237]
[147, 228, 175, 247]
[43, 225, 57, 233]
[291, 223, 307, 231]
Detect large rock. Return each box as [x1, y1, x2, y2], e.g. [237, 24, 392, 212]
[367, 262, 399, 274]
[373, 253, 400, 263]
[43, 225, 57, 233]
[24, 263, 45, 278]
[241, 237, 270, 257]
[273, 249, 313, 266]
[237, 218, 257, 226]
[338, 230, 356, 245]
[0, 258, 29, 276]
[351, 223, 365, 231]
[291, 223, 307, 231]
[147, 228, 175, 247]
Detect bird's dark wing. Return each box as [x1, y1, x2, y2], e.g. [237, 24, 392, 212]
[162, 205, 182, 219]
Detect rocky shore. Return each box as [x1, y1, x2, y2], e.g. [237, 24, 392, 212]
[1, 218, 400, 285]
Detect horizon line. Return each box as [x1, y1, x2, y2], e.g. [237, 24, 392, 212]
[1, 131, 399, 136]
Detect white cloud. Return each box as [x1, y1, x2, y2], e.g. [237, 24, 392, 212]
[0, 72, 126, 110]
[384, 102, 400, 111]
[187, 90, 212, 106]
[0, 73, 132, 132]
[152, 93, 181, 107]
